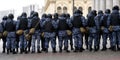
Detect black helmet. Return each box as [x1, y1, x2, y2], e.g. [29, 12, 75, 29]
[91, 10, 97, 16]
[53, 13, 58, 19]
[47, 14, 52, 19]
[105, 9, 111, 14]
[42, 13, 47, 18]
[74, 9, 83, 14]
[33, 12, 39, 17]
[98, 10, 103, 14]
[2, 16, 7, 20]
[21, 12, 27, 17]
[112, 5, 119, 10]
[66, 13, 70, 18]
[8, 13, 14, 19]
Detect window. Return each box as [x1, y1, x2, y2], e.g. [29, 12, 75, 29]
[88, 7, 92, 13]
[57, 6, 62, 14]
[63, 7, 67, 13]
[74, 6, 77, 12]
[78, 7, 83, 12]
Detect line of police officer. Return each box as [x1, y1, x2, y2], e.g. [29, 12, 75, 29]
[0, 5, 120, 54]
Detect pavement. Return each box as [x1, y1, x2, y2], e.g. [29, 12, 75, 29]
[0, 39, 120, 60]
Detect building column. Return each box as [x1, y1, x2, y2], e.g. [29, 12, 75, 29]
[113, 0, 120, 6]
[95, 0, 100, 11]
[100, 0, 106, 11]
[106, 0, 113, 10]
[92, 0, 95, 10]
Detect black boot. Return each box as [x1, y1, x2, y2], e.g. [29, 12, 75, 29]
[74, 47, 78, 52]
[16, 48, 18, 53]
[117, 48, 120, 51]
[66, 50, 70, 53]
[2, 48, 5, 53]
[45, 48, 48, 53]
[24, 48, 28, 54]
[41, 48, 45, 52]
[28, 47, 30, 53]
[7, 49, 9, 54]
[89, 45, 92, 51]
[97, 45, 100, 51]
[111, 46, 116, 51]
[20, 49, 23, 54]
[94, 46, 98, 52]
[65, 47, 70, 53]
[31, 51, 35, 53]
[59, 47, 62, 53]
[37, 49, 41, 53]
[101, 46, 107, 51]
[52, 48, 57, 53]
[63, 47, 66, 50]
[13, 49, 17, 54]
[79, 48, 83, 52]
[10, 48, 12, 53]
[86, 45, 88, 50]
[71, 45, 74, 50]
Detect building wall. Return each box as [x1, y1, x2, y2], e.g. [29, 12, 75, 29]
[44, 0, 120, 17]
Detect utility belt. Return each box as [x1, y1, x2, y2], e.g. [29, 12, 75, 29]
[16, 29, 28, 36]
[86, 26, 97, 34]
[108, 25, 120, 32]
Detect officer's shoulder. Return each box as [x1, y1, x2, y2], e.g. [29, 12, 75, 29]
[81, 16, 85, 19]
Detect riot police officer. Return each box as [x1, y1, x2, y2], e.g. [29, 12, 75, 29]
[100, 9, 111, 51]
[30, 12, 41, 53]
[5, 14, 16, 54]
[87, 10, 98, 51]
[40, 13, 47, 52]
[16, 12, 28, 54]
[57, 13, 72, 53]
[94, 10, 104, 51]
[108, 6, 120, 51]
[71, 10, 86, 52]
[66, 13, 74, 50]
[52, 13, 59, 52]
[27, 11, 35, 53]
[1, 16, 7, 53]
[42, 14, 57, 53]
[16, 16, 21, 53]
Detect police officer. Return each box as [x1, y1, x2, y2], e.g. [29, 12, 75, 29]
[27, 11, 35, 53]
[108, 6, 120, 51]
[94, 10, 104, 51]
[86, 13, 92, 50]
[5, 14, 16, 54]
[1, 16, 7, 53]
[87, 10, 98, 51]
[52, 13, 59, 52]
[30, 12, 41, 53]
[16, 12, 28, 54]
[40, 13, 47, 52]
[57, 13, 71, 53]
[16, 16, 21, 53]
[42, 14, 57, 53]
[66, 13, 74, 50]
[100, 9, 111, 51]
[71, 10, 86, 52]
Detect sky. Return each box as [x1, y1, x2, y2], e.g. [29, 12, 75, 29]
[0, 0, 44, 11]
[0, 0, 45, 19]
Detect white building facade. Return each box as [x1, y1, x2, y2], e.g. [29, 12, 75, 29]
[44, 0, 120, 16]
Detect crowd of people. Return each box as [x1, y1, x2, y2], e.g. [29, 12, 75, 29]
[0, 5, 120, 54]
